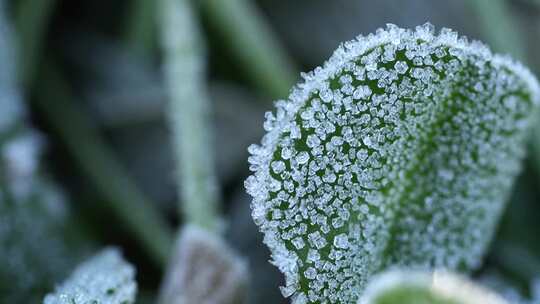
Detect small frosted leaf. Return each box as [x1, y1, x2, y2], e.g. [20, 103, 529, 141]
[245, 24, 540, 303]
[359, 269, 507, 304]
[0, 134, 84, 303]
[43, 248, 137, 304]
[158, 225, 248, 304]
[0, 177, 80, 303]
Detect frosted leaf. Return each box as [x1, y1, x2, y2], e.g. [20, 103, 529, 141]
[0, 177, 81, 303]
[43, 248, 137, 304]
[359, 269, 508, 304]
[245, 23, 540, 303]
[158, 225, 248, 304]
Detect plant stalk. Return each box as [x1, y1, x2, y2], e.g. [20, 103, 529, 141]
[197, 0, 297, 99]
[159, 0, 221, 232]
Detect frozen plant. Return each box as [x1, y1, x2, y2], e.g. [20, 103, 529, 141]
[158, 2, 249, 303]
[245, 23, 540, 303]
[159, 0, 221, 232]
[43, 248, 137, 304]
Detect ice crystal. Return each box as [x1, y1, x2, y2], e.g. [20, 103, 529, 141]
[245, 23, 540, 303]
[43, 248, 137, 304]
[359, 269, 507, 304]
[158, 225, 248, 304]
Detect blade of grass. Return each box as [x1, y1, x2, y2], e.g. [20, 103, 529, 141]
[158, 0, 221, 232]
[14, 0, 173, 266]
[13, 0, 56, 87]
[124, 0, 157, 56]
[33, 62, 173, 266]
[197, 0, 297, 99]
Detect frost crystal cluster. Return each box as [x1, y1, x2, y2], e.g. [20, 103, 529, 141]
[245, 24, 540, 303]
[43, 248, 137, 304]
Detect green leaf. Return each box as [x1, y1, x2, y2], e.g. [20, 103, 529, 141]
[43, 248, 137, 304]
[245, 23, 540, 303]
[359, 269, 507, 304]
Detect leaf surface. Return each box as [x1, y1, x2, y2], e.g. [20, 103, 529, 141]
[43, 248, 137, 304]
[245, 23, 539, 303]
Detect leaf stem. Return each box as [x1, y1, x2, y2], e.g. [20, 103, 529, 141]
[197, 0, 297, 99]
[158, 0, 221, 232]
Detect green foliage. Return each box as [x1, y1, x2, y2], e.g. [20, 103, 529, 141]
[0, 171, 81, 303]
[0, 3, 85, 301]
[245, 24, 540, 303]
[43, 248, 137, 304]
[368, 286, 458, 304]
[359, 270, 506, 304]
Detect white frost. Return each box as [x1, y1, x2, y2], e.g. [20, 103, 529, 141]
[245, 23, 540, 303]
[43, 248, 137, 304]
